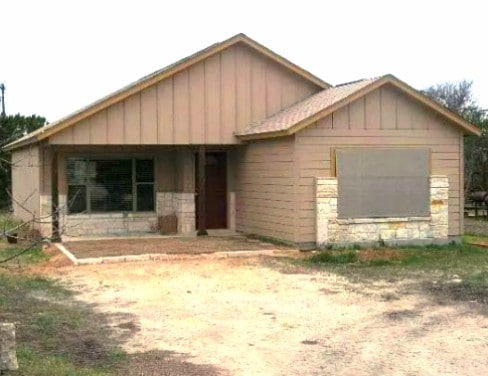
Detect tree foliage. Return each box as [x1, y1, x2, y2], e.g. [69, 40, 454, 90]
[424, 81, 488, 195]
[0, 114, 46, 208]
[0, 114, 46, 145]
[423, 80, 477, 115]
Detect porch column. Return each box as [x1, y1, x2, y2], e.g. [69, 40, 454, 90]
[197, 145, 207, 236]
[51, 150, 61, 242]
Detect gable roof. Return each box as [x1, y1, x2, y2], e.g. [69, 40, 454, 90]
[6, 33, 330, 151]
[237, 74, 481, 140]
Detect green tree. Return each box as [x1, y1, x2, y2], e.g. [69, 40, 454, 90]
[423, 81, 488, 195]
[0, 114, 46, 208]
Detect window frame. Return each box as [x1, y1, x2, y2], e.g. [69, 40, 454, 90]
[66, 156, 155, 215]
[134, 158, 155, 212]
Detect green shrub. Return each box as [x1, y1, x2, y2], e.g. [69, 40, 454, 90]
[367, 259, 393, 266]
[308, 251, 358, 264]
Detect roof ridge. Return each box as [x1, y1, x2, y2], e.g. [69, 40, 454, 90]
[334, 76, 381, 88]
[334, 78, 369, 87]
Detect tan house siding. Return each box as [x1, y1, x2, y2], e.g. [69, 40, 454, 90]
[295, 85, 463, 243]
[49, 44, 321, 146]
[155, 150, 176, 192]
[11, 146, 41, 223]
[234, 137, 296, 242]
[39, 145, 52, 197]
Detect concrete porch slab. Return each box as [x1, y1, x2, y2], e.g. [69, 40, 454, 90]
[54, 235, 297, 265]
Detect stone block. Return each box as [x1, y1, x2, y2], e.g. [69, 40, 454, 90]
[358, 224, 378, 234]
[431, 188, 449, 200]
[387, 222, 407, 230]
[406, 222, 420, 230]
[396, 228, 413, 239]
[316, 180, 338, 198]
[316, 217, 328, 245]
[379, 229, 396, 240]
[316, 201, 329, 216]
[157, 192, 176, 215]
[430, 176, 449, 188]
[431, 225, 449, 239]
[419, 228, 433, 238]
[1, 323, 18, 371]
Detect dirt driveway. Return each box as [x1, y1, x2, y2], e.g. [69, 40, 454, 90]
[51, 256, 488, 375]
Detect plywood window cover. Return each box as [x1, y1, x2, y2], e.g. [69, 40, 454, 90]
[335, 148, 430, 219]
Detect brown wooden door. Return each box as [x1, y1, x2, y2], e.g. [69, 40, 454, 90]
[196, 152, 227, 229]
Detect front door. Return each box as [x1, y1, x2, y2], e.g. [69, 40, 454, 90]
[195, 152, 227, 229]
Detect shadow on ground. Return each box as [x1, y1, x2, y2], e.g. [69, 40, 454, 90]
[264, 252, 488, 317]
[116, 350, 228, 376]
[0, 271, 226, 375]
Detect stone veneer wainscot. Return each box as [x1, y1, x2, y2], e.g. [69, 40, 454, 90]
[41, 192, 197, 238]
[315, 175, 449, 247]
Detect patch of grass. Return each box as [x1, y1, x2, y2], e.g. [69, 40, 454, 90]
[463, 233, 488, 244]
[0, 245, 47, 266]
[15, 346, 110, 376]
[367, 259, 393, 266]
[299, 242, 488, 309]
[308, 251, 358, 264]
[0, 272, 128, 375]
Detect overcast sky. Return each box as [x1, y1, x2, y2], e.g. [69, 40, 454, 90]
[1, 0, 486, 123]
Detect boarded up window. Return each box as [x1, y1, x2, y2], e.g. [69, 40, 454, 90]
[336, 148, 430, 218]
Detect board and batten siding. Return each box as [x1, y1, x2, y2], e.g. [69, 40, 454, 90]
[11, 145, 41, 222]
[49, 44, 320, 146]
[234, 137, 296, 243]
[295, 84, 464, 243]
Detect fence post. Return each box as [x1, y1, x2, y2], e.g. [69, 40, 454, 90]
[0, 323, 18, 371]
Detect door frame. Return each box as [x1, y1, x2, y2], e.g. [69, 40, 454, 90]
[195, 151, 228, 230]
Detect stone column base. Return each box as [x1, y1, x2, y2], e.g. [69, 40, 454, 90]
[156, 191, 196, 234]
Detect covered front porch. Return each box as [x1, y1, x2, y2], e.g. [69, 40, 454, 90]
[41, 144, 239, 240]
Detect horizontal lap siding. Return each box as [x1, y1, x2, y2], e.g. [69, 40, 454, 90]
[235, 137, 295, 242]
[49, 44, 321, 146]
[295, 85, 464, 243]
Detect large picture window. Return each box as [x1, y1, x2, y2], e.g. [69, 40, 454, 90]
[67, 158, 154, 214]
[336, 148, 430, 218]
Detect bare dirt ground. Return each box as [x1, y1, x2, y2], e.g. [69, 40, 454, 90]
[40, 253, 488, 376]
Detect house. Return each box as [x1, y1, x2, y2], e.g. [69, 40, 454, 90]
[6, 34, 480, 248]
